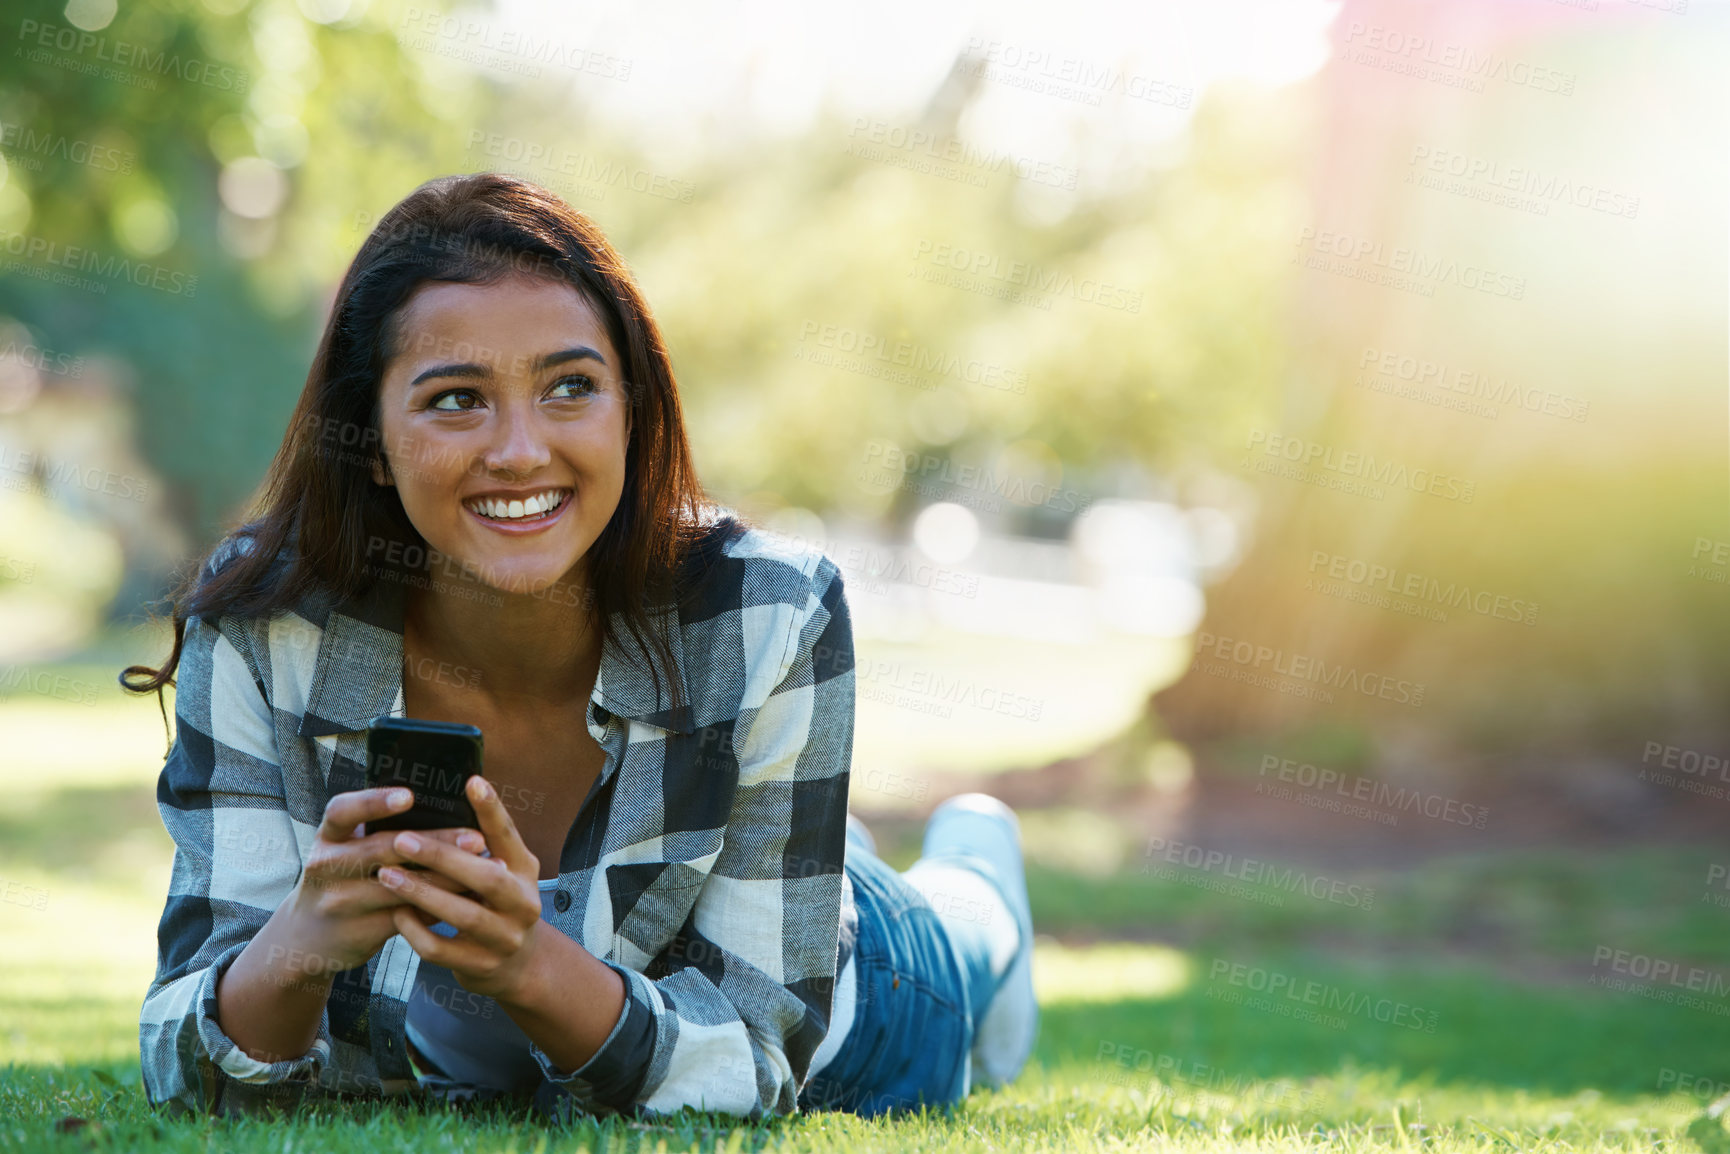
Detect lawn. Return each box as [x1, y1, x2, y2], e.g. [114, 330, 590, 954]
[4, 921, 1726, 1153]
[2, 694, 1727, 1151]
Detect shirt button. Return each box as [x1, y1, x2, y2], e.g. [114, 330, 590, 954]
[553, 889, 571, 913]
[593, 706, 612, 725]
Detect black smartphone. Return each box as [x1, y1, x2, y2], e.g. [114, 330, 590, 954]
[364, 716, 485, 836]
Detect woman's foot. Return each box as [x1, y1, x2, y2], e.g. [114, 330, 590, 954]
[917, 793, 1038, 1087]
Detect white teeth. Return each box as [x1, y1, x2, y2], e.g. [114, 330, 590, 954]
[467, 490, 567, 521]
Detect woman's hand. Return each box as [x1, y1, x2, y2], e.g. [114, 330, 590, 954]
[377, 774, 546, 1002]
[214, 787, 493, 1066]
[281, 786, 488, 975]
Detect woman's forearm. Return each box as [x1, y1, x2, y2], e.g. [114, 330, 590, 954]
[214, 905, 335, 1066]
[495, 925, 628, 1076]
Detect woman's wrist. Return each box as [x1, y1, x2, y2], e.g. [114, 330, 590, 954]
[495, 920, 577, 1013]
[215, 904, 339, 1066]
[493, 926, 627, 1077]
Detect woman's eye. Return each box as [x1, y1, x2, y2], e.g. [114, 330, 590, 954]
[551, 375, 599, 399]
[429, 389, 482, 412]
[426, 378, 595, 409]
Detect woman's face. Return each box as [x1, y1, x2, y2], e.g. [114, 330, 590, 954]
[371, 272, 631, 599]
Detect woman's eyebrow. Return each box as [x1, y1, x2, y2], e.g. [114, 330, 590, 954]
[410, 362, 488, 388]
[534, 345, 609, 372]
[409, 345, 609, 389]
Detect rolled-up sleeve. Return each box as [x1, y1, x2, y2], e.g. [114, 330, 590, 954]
[139, 609, 330, 1116]
[531, 561, 855, 1118]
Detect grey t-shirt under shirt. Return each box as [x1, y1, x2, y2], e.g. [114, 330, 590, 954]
[404, 878, 563, 1092]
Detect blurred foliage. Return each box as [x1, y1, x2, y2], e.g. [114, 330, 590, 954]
[0, 0, 514, 538]
[0, 0, 1306, 541]
[621, 90, 1305, 528]
[1, 0, 1724, 762]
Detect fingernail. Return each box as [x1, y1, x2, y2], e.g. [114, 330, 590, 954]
[396, 832, 421, 853]
[379, 867, 404, 886]
[473, 777, 493, 800]
[389, 789, 412, 808]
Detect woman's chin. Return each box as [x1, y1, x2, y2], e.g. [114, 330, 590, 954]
[470, 559, 591, 604]
[405, 542, 559, 598]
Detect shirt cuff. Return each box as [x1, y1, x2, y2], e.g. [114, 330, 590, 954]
[527, 961, 658, 1112]
[196, 941, 332, 1086]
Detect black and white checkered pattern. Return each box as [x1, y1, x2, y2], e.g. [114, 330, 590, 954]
[138, 510, 856, 1119]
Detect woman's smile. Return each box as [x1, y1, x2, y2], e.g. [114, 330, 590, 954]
[463, 486, 575, 533]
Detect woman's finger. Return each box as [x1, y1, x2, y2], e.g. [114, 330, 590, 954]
[390, 906, 493, 974]
[365, 826, 488, 870]
[313, 827, 480, 881]
[423, 827, 487, 852]
[377, 861, 499, 943]
[336, 871, 474, 918]
[303, 831, 483, 910]
[466, 776, 540, 878]
[318, 787, 413, 844]
[387, 829, 519, 909]
[389, 866, 476, 899]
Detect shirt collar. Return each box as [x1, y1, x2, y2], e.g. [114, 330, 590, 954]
[295, 570, 694, 739]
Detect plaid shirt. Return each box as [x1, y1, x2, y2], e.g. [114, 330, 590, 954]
[138, 511, 856, 1120]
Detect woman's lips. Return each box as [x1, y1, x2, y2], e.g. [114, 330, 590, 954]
[463, 491, 572, 535]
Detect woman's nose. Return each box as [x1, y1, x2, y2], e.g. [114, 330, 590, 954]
[482, 404, 552, 476]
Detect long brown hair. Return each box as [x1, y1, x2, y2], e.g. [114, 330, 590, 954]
[121, 171, 721, 734]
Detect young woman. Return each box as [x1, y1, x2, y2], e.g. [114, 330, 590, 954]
[124, 172, 1037, 1122]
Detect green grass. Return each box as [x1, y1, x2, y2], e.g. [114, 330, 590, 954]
[2, 717, 1728, 1150]
[3, 949, 1728, 1152]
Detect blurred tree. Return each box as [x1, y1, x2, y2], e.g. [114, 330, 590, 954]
[0, 0, 509, 580]
[1153, 7, 1730, 774]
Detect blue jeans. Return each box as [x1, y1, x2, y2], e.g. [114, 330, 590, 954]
[795, 839, 1006, 1117]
